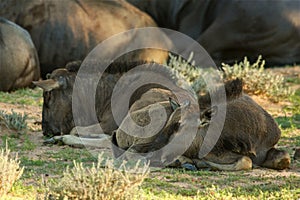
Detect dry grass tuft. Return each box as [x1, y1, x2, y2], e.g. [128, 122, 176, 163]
[168, 53, 293, 102]
[47, 153, 149, 200]
[0, 146, 24, 198]
[222, 56, 294, 102]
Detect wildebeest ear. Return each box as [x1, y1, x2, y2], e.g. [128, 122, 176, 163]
[65, 60, 82, 72]
[169, 97, 180, 111]
[32, 79, 60, 92]
[203, 106, 218, 120]
[224, 78, 243, 100]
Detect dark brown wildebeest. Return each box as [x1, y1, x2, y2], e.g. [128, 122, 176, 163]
[127, 0, 300, 67]
[0, 17, 40, 91]
[113, 78, 291, 170]
[35, 61, 290, 171]
[33, 61, 184, 137]
[0, 0, 170, 77]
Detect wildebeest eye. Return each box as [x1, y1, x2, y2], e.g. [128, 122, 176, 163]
[57, 76, 67, 89]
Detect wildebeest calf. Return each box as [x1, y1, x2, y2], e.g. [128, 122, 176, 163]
[113, 78, 291, 170]
[35, 62, 290, 170]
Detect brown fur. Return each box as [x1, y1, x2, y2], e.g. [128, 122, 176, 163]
[0, 0, 170, 77]
[35, 61, 183, 137]
[128, 0, 300, 67]
[0, 17, 40, 91]
[37, 63, 290, 170]
[114, 78, 290, 170]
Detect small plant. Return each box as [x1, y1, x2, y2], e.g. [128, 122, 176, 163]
[0, 146, 24, 197]
[0, 88, 43, 106]
[0, 110, 27, 133]
[167, 53, 220, 93]
[222, 56, 294, 102]
[47, 154, 149, 200]
[168, 53, 293, 102]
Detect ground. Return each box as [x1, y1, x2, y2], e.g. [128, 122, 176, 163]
[0, 66, 299, 199]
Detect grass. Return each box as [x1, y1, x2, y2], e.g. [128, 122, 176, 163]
[0, 65, 299, 199]
[142, 168, 300, 199]
[47, 154, 149, 200]
[19, 148, 98, 181]
[0, 147, 24, 198]
[221, 56, 294, 102]
[167, 54, 294, 102]
[0, 87, 43, 107]
[1, 134, 36, 151]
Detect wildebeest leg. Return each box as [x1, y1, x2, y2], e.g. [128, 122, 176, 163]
[261, 148, 290, 170]
[167, 155, 198, 171]
[199, 152, 253, 171]
[70, 123, 107, 137]
[52, 135, 111, 148]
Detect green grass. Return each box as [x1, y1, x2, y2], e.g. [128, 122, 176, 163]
[1, 135, 18, 150]
[142, 168, 300, 199]
[19, 148, 97, 181]
[1, 134, 36, 151]
[0, 87, 43, 106]
[286, 77, 300, 84]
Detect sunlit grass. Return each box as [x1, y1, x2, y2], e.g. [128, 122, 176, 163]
[0, 87, 43, 107]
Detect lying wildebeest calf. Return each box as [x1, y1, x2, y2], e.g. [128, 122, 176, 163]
[35, 61, 290, 170]
[113, 78, 291, 170]
[0, 17, 40, 91]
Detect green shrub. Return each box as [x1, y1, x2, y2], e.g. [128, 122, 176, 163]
[222, 56, 294, 102]
[0, 110, 27, 133]
[167, 53, 219, 93]
[47, 154, 149, 200]
[0, 147, 24, 198]
[167, 53, 293, 102]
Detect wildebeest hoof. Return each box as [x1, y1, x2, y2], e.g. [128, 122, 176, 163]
[262, 148, 290, 170]
[43, 137, 57, 145]
[44, 136, 66, 146]
[55, 135, 85, 148]
[181, 163, 197, 171]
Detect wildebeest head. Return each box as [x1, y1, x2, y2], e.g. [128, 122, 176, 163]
[198, 78, 243, 128]
[34, 68, 76, 137]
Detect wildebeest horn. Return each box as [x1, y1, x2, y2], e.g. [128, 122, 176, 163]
[169, 97, 180, 111]
[32, 79, 61, 92]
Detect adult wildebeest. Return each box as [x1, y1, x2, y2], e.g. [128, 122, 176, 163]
[0, 0, 170, 77]
[0, 17, 40, 92]
[35, 61, 290, 171]
[127, 0, 300, 67]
